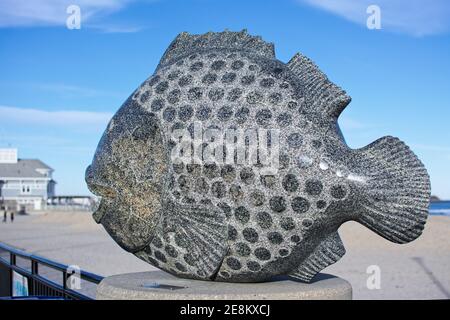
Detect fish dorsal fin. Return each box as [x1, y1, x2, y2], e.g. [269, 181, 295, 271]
[287, 53, 351, 120]
[157, 30, 275, 69]
[290, 232, 345, 282]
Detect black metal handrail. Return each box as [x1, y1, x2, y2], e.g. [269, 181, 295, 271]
[0, 242, 104, 300]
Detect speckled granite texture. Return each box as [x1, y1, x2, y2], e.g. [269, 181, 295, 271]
[85, 30, 431, 283]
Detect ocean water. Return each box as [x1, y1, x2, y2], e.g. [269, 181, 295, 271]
[429, 201, 450, 216]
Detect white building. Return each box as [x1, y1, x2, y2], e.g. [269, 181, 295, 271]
[0, 149, 56, 211]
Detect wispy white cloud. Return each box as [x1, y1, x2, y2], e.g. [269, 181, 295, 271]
[31, 82, 125, 98]
[0, 0, 144, 33]
[87, 23, 146, 33]
[298, 0, 450, 36]
[0, 105, 112, 128]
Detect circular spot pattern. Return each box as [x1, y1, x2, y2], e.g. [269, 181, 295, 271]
[230, 184, 243, 201]
[277, 113, 292, 126]
[226, 257, 241, 270]
[211, 60, 226, 71]
[155, 81, 169, 94]
[302, 218, 313, 228]
[217, 106, 233, 121]
[254, 248, 271, 261]
[235, 107, 249, 123]
[240, 167, 255, 184]
[196, 105, 211, 120]
[178, 105, 193, 122]
[154, 250, 167, 263]
[269, 196, 286, 213]
[247, 261, 261, 272]
[178, 75, 193, 87]
[292, 197, 310, 213]
[305, 179, 323, 196]
[235, 243, 251, 257]
[317, 200, 327, 209]
[260, 78, 275, 88]
[187, 87, 203, 101]
[268, 92, 282, 104]
[256, 211, 272, 229]
[221, 165, 236, 182]
[211, 181, 226, 198]
[208, 88, 225, 101]
[256, 109, 272, 126]
[234, 206, 250, 224]
[242, 228, 259, 243]
[241, 75, 255, 85]
[163, 107, 176, 122]
[268, 232, 283, 244]
[151, 98, 164, 111]
[164, 245, 178, 258]
[287, 133, 302, 148]
[227, 88, 243, 101]
[222, 72, 236, 83]
[280, 217, 295, 230]
[250, 190, 265, 207]
[331, 185, 347, 199]
[246, 91, 263, 104]
[175, 262, 186, 272]
[231, 60, 244, 70]
[190, 61, 204, 71]
[282, 174, 298, 192]
[202, 73, 217, 84]
[203, 163, 219, 179]
[228, 226, 238, 241]
[194, 177, 209, 194]
[167, 89, 181, 104]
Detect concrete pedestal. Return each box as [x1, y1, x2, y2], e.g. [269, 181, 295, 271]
[96, 271, 352, 300]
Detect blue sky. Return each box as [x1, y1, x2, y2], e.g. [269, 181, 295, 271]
[0, 0, 449, 198]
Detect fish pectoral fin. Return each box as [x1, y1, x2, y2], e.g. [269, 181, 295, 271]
[289, 232, 345, 283]
[164, 202, 228, 280]
[287, 53, 351, 120]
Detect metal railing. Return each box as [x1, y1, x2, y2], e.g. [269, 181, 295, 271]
[0, 242, 104, 300]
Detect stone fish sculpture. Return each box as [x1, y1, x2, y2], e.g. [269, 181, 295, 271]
[85, 30, 431, 283]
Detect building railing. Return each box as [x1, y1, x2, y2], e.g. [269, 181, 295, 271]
[0, 242, 104, 300]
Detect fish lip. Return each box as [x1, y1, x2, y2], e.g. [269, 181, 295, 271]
[92, 197, 112, 224]
[92, 209, 105, 224]
[85, 165, 117, 199]
[92, 207, 105, 224]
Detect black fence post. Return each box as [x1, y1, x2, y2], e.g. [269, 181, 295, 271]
[9, 252, 16, 296]
[0, 242, 103, 300]
[31, 259, 39, 295]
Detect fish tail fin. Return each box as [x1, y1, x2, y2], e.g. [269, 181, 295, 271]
[355, 136, 430, 244]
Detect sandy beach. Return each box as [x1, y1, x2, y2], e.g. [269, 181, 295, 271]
[0, 211, 449, 299]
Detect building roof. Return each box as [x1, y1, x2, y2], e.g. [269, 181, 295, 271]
[0, 159, 53, 179]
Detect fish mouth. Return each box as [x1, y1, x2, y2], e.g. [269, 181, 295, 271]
[92, 198, 108, 223]
[85, 165, 117, 223]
